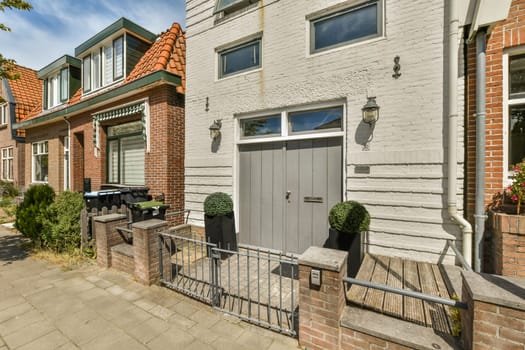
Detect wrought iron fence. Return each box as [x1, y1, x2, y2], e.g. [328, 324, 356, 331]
[158, 230, 298, 336]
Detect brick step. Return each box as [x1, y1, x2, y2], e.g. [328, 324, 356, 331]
[341, 306, 463, 350]
[111, 243, 134, 276]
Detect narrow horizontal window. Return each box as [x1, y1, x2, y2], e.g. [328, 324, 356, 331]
[219, 39, 261, 78]
[215, 0, 253, 14]
[289, 107, 343, 133]
[311, 1, 381, 53]
[241, 115, 281, 138]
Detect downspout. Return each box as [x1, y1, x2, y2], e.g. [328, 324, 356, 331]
[448, 0, 473, 265]
[474, 28, 487, 272]
[63, 115, 71, 191]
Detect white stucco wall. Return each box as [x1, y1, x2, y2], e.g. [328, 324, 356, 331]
[185, 0, 467, 264]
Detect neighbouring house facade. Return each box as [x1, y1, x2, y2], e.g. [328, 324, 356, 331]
[0, 64, 41, 190]
[185, 0, 473, 263]
[14, 18, 186, 213]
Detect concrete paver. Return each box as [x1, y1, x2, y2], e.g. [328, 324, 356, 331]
[0, 225, 300, 349]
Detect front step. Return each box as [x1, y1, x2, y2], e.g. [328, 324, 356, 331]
[341, 306, 463, 350]
[111, 243, 134, 276]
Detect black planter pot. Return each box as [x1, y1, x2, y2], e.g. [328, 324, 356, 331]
[204, 212, 238, 258]
[326, 227, 362, 278]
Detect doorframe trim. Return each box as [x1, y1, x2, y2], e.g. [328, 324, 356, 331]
[233, 100, 348, 238]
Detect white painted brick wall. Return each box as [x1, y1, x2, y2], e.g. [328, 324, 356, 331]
[185, 0, 467, 264]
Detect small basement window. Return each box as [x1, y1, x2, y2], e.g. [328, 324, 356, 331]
[219, 39, 261, 78]
[311, 0, 382, 53]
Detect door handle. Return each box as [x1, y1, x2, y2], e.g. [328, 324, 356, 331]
[286, 191, 291, 200]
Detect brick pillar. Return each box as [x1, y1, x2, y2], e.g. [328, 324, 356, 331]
[298, 247, 347, 350]
[490, 211, 525, 277]
[461, 271, 525, 350]
[132, 219, 169, 286]
[94, 213, 128, 268]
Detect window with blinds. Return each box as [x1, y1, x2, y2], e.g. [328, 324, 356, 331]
[82, 35, 124, 94]
[107, 121, 144, 185]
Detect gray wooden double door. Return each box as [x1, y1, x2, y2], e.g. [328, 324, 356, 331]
[239, 138, 343, 254]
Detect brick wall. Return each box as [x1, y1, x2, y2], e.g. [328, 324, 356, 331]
[340, 328, 412, 350]
[110, 249, 135, 276]
[461, 271, 525, 350]
[466, 0, 525, 218]
[93, 214, 128, 268]
[488, 211, 525, 277]
[24, 121, 68, 192]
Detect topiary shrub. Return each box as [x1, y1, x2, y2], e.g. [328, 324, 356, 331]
[204, 192, 233, 216]
[40, 191, 85, 253]
[328, 200, 370, 234]
[15, 184, 55, 246]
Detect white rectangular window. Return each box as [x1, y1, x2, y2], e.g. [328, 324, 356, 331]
[107, 121, 144, 185]
[47, 75, 60, 108]
[310, 0, 383, 53]
[103, 44, 114, 86]
[1, 147, 13, 181]
[60, 68, 68, 102]
[92, 50, 101, 90]
[83, 55, 91, 92]
[114, 36, 124, 80]
[0, 103, 8, 125]
[214, 0, 254, 14]
[219, 39, 261, 78]
[32, 141, 48, 183]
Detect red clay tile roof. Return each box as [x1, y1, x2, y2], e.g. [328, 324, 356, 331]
[126, 22, 186, 94]
[6, 64, 41, 123]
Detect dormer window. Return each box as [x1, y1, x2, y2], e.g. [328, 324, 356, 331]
[82, 35, 124, 93]
[0, 103, 8, 125]
[39, 55, 81, 111]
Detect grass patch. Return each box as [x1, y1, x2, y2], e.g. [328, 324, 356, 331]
[27, 247, 95, 271]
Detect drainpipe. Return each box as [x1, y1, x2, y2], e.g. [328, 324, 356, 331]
[474, 28, 487, 272]
[448, 0, 473, 265]
[63, 116, 71, 191]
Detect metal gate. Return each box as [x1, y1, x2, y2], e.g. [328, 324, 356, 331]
[158, 231, 298, 336]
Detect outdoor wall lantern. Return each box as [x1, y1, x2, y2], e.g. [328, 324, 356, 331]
[209, 119, 222, 140]
[362, 96, 379, 126]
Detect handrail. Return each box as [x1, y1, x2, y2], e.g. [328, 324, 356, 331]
[447, 239, 473, 272]
[165, 209, 191, 224]
[343, 277, 467, 309]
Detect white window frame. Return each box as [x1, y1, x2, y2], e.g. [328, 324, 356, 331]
[503, 48, 525, 184]
[82, 34, 125, 95]
[236, 101, 346, 145]
[0, 103, 8, 125]
[217, 36, 262, 79]
[1, 147, 13, 181]
[307, 0, 385, 55]
[214, 0, 256, 14]
[32, 140, 49, 183]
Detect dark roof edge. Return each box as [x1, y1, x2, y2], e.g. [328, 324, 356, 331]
[75, 17, 157, 57]
[38, 55, 81, 79]
[13, 70, 181, 130]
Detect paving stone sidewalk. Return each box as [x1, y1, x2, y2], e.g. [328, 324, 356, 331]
[0, 225, 300, 350]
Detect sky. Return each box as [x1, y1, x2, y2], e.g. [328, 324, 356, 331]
[0, 0, 186, 70]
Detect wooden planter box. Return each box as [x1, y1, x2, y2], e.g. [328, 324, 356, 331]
[488, 210, 525, 277]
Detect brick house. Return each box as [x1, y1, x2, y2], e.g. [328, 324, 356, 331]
[13, 18, 186, 213]
[0, 64, 40, 190]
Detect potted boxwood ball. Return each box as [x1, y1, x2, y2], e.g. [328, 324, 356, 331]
[327, 200, 370, 278]
[204, 192, 238, 257]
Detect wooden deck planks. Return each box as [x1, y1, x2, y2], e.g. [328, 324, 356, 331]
[347, 254, 376, 304]
[419, 262, 451, 334]
[363, 255, 390, 312]
[403, 259, 425, 325]
[432, 264, 455, 333]
[383, 257, 403, 318]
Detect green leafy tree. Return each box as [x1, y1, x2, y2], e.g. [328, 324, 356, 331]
[15, 184, 55, 246]
[0, 0, 32, 80]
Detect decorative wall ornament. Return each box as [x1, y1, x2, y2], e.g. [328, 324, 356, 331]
[392, 55, 401, 79]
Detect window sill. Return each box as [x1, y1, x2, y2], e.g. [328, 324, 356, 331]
[0, 124, 7, 130]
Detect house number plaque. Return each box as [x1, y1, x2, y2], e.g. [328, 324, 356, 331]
[304, 196, 323, 203]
